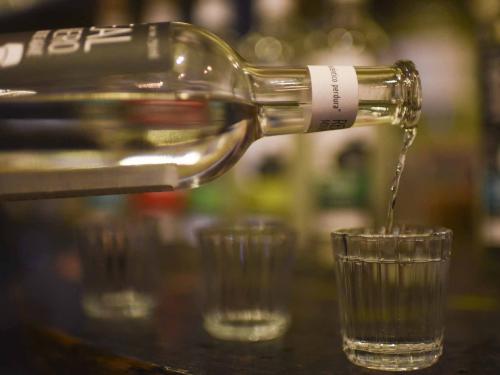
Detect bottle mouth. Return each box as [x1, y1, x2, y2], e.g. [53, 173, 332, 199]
[395, 60, 422, 129]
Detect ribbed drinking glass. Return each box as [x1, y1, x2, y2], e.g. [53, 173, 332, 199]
[331, 226, 452, 371]
[198, 219, 295, 341]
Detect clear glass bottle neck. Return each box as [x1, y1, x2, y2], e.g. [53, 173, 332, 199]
[244, 61, 421, 137]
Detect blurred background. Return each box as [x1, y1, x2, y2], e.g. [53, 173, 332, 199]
[0, 0, 499, 372]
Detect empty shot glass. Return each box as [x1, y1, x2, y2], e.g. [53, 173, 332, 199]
[331, 226, 452, 371]
[78, 217, 160, 319]
[198, 219, 295, 341]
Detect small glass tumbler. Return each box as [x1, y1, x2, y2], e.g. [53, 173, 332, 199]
[198, 219, 295, 341]
[331, 226, 452, 371]
[78, 217, 159, 319]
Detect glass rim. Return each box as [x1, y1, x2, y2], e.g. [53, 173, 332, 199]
[331, 225, 452, 240]
[197, 218, 295, 238]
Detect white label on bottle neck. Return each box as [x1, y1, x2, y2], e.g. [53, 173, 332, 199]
[307, 65, 358, 132]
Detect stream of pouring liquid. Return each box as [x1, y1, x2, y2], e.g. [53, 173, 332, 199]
[385, 127, 417, 234]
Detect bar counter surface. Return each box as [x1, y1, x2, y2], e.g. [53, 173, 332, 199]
[0, 215, 499, 374]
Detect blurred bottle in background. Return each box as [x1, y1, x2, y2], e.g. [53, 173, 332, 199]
[305, 0, 389, 65]
[235, 0, 306, 234]
[185, 172, 238, 246]
[130, 192, 187, 247]
[0, 0, 54, 18]
[238, 0, 304, 65]
[82, 195, 127, 223]
[385, 0, 479, 234]
[192, 0, 238, 43]
[141, 0, 182, 23]
[95, 0, 133, 25]
[303, 0, 389, 260]
[471, 0, 500, 250]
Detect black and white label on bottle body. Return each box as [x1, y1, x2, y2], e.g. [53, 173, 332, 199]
[0, 23, 171, 88]
[307, 65, 358, 132]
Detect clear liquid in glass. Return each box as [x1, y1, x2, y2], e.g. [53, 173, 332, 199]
[0, 93, 256, 199]
[335, 254, 449, 371]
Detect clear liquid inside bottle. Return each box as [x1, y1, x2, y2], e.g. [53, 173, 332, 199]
[0, 23, 420, 199]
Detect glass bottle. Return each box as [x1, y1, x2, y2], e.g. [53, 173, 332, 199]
[0, 22, 421, 200]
